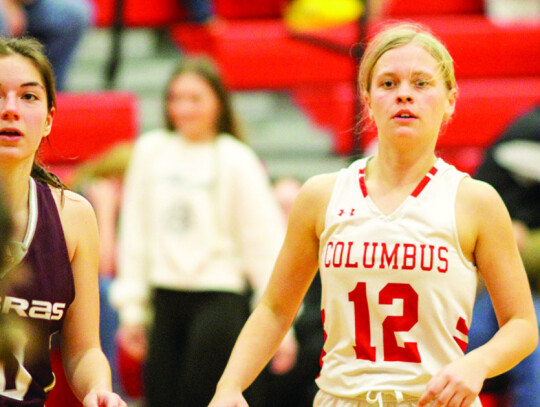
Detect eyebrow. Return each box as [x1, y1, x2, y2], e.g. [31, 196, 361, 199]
[21, 81, 45, 89]
[375, 69, 435, 78]
[0, 81, 45, 91]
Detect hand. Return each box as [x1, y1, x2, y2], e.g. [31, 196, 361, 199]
[269, 331, 298, 374]
[418, 355, 487, 407]
[116, 323, 147, 361]
[208, 388, 248, 407]
[83, 390, 127, 407]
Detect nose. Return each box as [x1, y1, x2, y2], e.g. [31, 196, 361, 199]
[1, 93, 20, 121]
[396, 83, 413, 103]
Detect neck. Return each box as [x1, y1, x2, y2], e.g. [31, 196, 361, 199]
[369, 144, 437, 188]
[0, 160, 33, 224]
[179, 129, 218, 143]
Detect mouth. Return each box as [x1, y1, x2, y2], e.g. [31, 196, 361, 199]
[393, 110, 417, 119]
[0, 129, 23, 138]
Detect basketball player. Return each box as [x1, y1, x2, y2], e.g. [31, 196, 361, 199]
[208, 23, 538, 407]
[0, 36, 126, 406]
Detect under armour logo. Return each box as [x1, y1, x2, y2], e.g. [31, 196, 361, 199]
[338, 208, 355, 217]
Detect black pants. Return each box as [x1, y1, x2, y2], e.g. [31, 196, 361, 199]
[261, 273, 324, 407]
[144, 288, 265, 407]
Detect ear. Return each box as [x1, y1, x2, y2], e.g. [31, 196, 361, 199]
[43, 107, 56, 138]
[443, 88, 457, 122]
[362, 91, 374, 121]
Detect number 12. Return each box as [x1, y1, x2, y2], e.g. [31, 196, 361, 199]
[348, 282, 421, 363]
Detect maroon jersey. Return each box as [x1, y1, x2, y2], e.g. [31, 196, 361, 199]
[0, 179, 75, 406]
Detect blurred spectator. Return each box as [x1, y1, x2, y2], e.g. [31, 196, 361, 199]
[0, 0, 93, 90]
[468, 105, 540, 406]
[181, 0, 216, 24]
[110, 56, 288, 407]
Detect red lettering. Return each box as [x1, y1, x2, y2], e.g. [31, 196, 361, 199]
[402, 244, 416, 270]
[420, 244, 434, 271]
[333, 241, 344, 267]
[380, 243, 399, 269]
[362, 242, 378, 268]
[324, 242, 333, 267]
[345, 241, 358, 268]
[437, 247, 448, 273]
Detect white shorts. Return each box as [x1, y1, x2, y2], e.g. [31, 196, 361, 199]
[313, 389, 483, 407]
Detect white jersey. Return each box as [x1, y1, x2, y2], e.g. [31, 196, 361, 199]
[317, 157, 478, 399]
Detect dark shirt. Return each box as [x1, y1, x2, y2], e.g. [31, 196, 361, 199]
[0, 180, 74, 406]
[475, 106, 540, 228]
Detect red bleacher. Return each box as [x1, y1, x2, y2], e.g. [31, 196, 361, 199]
[383, 0, 484, 16]
[92, 0, 186, 27]
[169, 0, 540, 175]
[91, 0, 286, 27]
[174, 15, 540, 87]
[39, 91, 138, 182]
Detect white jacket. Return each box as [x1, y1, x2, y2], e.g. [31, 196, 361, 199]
[111, 130, 286, 325]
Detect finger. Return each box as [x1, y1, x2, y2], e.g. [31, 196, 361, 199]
[459, 394, 477, 407]
[419, 377, 447, 406]
[418, 388, 439, 406]
[447, 392, 464, 407]
[83, 394, 98, 407]
[435, 383, 460, 406]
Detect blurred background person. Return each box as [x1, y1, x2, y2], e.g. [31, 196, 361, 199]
[0, 0, 92, 90]
[110, 55, 290, 407]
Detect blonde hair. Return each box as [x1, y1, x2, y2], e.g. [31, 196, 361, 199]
[358, 22, 457, 95]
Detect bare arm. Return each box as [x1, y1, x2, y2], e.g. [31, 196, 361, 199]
[209, 173, 336, 406]
[466, 180, 537, 375]
[56, 190, 126, 407]
[420, 179, 538, 406]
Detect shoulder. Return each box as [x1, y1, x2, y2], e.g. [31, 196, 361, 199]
[295, 172, 339, 236]
[49, 188, 95, 218]
[298, 172, 340, 212]
[457, 177, 503, 212]
[301, 172, 339, 198]
[217, 135, 266, 171]
[455, 178, 509, 260]
[50, 187, 98, 259]
[133, 129, 173, 151]
[218, 135, 256, 158]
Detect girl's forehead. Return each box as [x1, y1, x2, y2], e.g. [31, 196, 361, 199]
[373, 43, 439, 77]
[171, 72, 208, 87]
[0, 54, 42, 85]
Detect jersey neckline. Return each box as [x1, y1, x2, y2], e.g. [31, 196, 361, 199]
[357, 157, 442, 219]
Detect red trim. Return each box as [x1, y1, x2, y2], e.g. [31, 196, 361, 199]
[453, 336, 468, 353]
[453, 317, 469, 352]
[456, 316, 469, 335]
[411, 166, 438, 197]
[359, 164, 438, 199]
[317, 309, 327, 378]
[358, 168, 368, 197]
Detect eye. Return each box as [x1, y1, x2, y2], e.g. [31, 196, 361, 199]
[21, 92, 39, 101]
[415, 79, 431, 88]
[380, 80, 395, 88]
